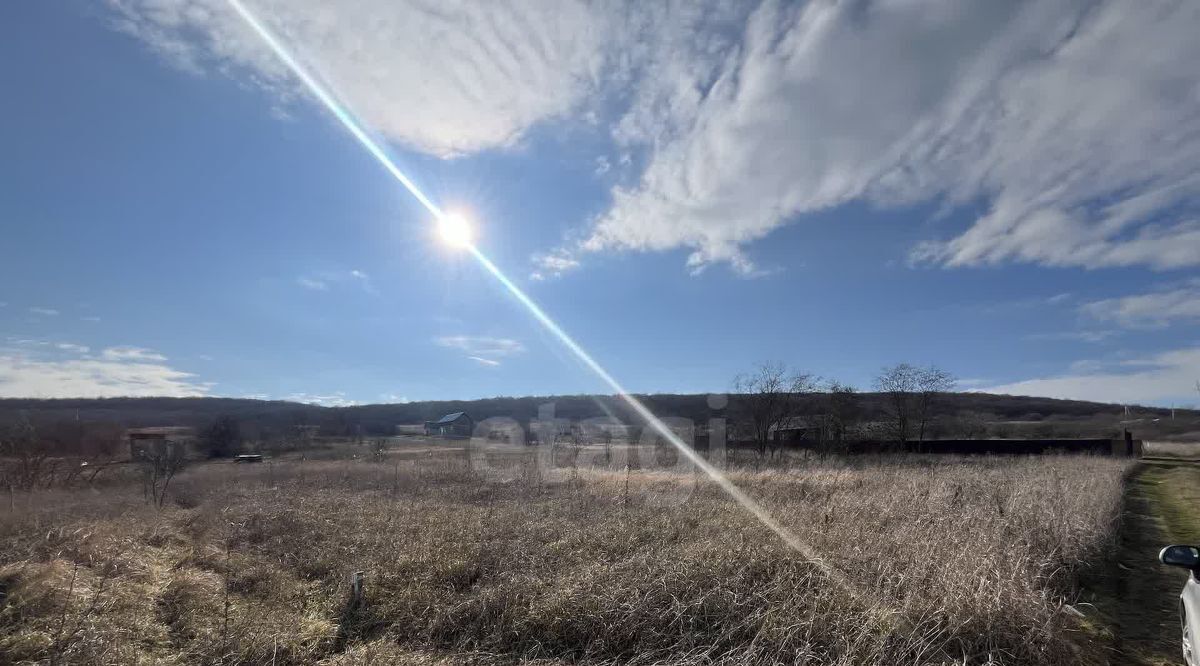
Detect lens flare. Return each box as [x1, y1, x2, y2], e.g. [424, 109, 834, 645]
[223, 0, 874, 616]
[438, 212, 474, 248]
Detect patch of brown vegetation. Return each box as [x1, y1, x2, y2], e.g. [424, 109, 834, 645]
[0, 454, 1130, 664]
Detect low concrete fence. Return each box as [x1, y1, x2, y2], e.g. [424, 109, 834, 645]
[889, 437, 1142, 457]
[715, 435, 1143, 457]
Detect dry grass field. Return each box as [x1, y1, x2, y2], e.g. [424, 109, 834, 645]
[1142, 440, 1200, 459]
[0, 449, 1131, 665]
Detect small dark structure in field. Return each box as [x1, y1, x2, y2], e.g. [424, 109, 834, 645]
[127, 427, 195, 461]
[768, 417, 808, 444]
[768, 416, 838, 445]
[425, 412, 473, 438]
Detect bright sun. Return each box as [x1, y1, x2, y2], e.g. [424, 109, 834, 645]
[437, 212, 474, 248]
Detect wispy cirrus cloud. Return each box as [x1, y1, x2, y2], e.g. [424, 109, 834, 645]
[348, 269, 377, 294]
[7, 338, 93, 354]
[101, 346, 168, 362]
[434, 335, 525, 366]
[296, 276, 329, 291]
[105, 0, 606, 157]
[55, 342, 91, 354]
[297, 269, 376, 294]
[1080, 279, 1200, 329]
[107, 0, 1200, 277]
[1025, 330, 1118, 344]
[29, 307, 59, 316]
[590, 1, 1200, 273]
[955, 378, 991, 389]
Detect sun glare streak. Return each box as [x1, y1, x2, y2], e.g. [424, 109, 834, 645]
[468, 248, 850, 585]
[223, 0, 863, 607]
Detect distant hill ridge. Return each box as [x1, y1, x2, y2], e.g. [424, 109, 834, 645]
[1, 393, 1191, 440]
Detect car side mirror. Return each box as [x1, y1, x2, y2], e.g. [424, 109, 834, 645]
[1159, 545, 1200, 568]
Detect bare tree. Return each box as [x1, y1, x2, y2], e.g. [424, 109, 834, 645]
[1, 413, 50, 491]
[916, 365, 956, 442]
[824, 381, 859, 451]
[875, 364, 956, 444]
[142, 441, 187, 507]
[733, 362, 817, 457]
[874, 364, 921, 444]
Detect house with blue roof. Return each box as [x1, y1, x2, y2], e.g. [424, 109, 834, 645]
[424, 411, 473, 438]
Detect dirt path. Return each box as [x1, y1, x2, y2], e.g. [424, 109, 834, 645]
[1088, 461, 1200, 665]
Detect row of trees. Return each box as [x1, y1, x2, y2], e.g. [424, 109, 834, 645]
[731, 361, 957, 456]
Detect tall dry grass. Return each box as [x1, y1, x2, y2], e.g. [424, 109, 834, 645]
[1142, 440, 1200, 459]
[0, 452, 1130, 665]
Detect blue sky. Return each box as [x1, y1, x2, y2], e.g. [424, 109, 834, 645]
[2, 0, 1199, 407]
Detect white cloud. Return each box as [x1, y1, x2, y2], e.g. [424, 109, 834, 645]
[434, 335, 524, 356]
[587, 1, 1200, 273]
[6, 338, 50, 348]
[1025, 330, 1117, 344]
[283, 391, 357, 407]
[0, 346, 210, 398]
[101, 346, 169, 362]
[529, 250, 582, 281]
[348, 269, 378, 295]
[379, 393, 409, 403]
[434, 335, 524, 366]
[107, 0, 1200, 274]
[5, 339, 95, 355]
[1080, 280, 1200, 329]
[955, 378, 990, 389]
[55, 342, 91, 354]
[298, 270, 377, 293]
[296, 276, 328, 291]
[984, 346, 1200, 406]
[106, 0, 606, 157]
[81, 316, 102, 322]
[29, 307, 59, 316]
